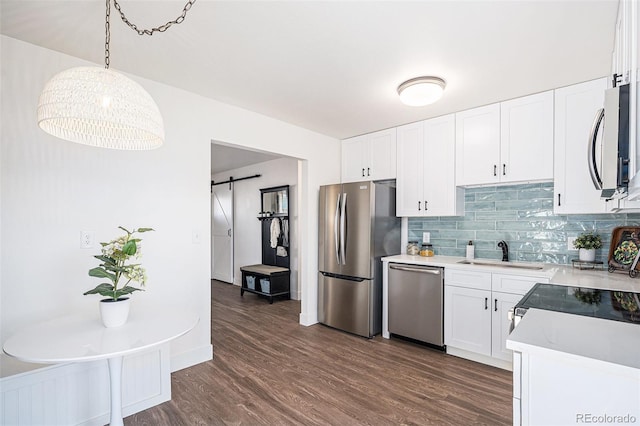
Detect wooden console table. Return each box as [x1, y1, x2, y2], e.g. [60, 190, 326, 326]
[240, 264, 290, 304]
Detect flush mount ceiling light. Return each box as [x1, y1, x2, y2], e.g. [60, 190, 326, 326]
[397, 76, 446, 107]
[37, 0, 197, 150]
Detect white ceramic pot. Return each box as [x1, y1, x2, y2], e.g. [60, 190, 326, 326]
[579, 248, 596, 262]
[99, 297, 131, 328]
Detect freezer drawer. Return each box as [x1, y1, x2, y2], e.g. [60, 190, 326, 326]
[388, 263, 444, 347]
[318, 272, 378, 338]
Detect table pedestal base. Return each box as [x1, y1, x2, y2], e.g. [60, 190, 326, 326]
[108, 356, 124, 426]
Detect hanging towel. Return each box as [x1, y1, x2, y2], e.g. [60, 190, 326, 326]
[270, 218, 281, 248]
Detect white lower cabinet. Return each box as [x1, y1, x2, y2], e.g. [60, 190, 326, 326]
[491, 292, 524, 361]
[444, 285, 492, 356]
[444, 268, 549, 367]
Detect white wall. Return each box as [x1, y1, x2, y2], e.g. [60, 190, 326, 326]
[0, 35, 340, 377]
[212, 156, 300, 298]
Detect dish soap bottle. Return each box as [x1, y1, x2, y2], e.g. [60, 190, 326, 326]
[466, 240, 474, 260]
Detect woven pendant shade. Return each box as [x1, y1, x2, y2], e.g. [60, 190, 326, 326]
[37, 66, 164, 150]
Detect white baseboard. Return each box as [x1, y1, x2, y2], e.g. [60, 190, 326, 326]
[170, 344, 213, 373]
[446, 346, 512, 371]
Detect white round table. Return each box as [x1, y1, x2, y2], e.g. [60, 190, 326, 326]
[3, 308, 199, 426]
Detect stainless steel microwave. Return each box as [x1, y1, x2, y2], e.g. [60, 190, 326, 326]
[588, 83, 630, 199]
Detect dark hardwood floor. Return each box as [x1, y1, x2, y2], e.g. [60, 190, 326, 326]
[127, 280, 512, 425]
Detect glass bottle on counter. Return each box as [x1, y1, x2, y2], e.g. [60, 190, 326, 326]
[420, 243, 434, 257]
[407, 241, 419, 255]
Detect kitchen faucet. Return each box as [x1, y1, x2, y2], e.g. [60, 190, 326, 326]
[498, 240, 509, 262]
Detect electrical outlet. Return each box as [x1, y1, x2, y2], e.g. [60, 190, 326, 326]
[567, 237, 577, 250]
[422, 232, 431, 243]
[80, 231, 95, 249]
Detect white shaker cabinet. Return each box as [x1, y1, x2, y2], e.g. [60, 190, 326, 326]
[455, 104, 501, 186]
[455, 91, 553, 186]
[553, 78, 613, 214]
[491, 292, 524, 362]
[499, 91, 554, 183]
[444, 284, 492, 356]
[444, 268, 549, 367]
[341, 128, 396, 183]
[396, 114, 463, 217]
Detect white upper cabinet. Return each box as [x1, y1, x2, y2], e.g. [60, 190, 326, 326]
[500, 91, 554, 183]
[341, 128, 396, 183]
[455, 104, 501, 186]
[611, 0, 635, 86]
[396, 114, 463, 217]
[553, 78, 612, 214]
[455, 92, 554, 187]
[615, 0, 640, 205]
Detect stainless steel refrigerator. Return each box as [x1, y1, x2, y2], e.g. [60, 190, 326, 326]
[318, 180, 401, 337]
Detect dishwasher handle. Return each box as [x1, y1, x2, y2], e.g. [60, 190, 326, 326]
[389, 264, 442, 275]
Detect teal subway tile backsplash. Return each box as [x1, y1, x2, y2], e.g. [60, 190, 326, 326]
[407, 182, 639, 264]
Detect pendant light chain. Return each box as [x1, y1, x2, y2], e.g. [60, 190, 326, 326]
[104, 0, 196, 69]
[105, 0, 111, 69]
[113, 0, 197, 36]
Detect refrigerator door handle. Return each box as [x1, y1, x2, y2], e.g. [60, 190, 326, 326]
[334, 193, 341, 264]
[340, 192, 347, 264]
[588, 107, 604, 190]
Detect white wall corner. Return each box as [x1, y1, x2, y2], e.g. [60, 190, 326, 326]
[299, 311, 318, 327]
[170, 344, 213, 373]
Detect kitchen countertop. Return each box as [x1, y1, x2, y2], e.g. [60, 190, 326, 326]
[506, 308, 640, 371]
[382, 254, 640, 292]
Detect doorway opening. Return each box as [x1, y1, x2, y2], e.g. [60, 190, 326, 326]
[210, 141, 302, 301]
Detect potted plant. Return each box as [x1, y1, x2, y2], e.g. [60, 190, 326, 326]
[84, 226, 153, 327]
[573, 231, 602, 262]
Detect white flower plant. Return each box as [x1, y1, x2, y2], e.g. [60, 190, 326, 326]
[84, 226, 154, 301]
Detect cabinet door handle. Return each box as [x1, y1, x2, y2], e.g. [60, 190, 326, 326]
[362, 168, 365, 177]
[494, 299, 498, 312]
[367, 167, 370, 176]
[485, 297, 488, 310]
[502, 164, 506, 176]
[493, 165, 497, 176]
[558, 194, 561, 207]
[418, 201, 421, 211]
[424, 201, 428, 211]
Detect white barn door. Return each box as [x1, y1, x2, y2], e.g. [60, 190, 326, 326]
[211, 184, 233, 283]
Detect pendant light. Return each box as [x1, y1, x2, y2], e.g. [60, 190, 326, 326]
[397, 76, 446, 107]
[37, 0, 196, 150]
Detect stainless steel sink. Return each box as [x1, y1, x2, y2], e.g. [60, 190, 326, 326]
[456, 259, 544, 270]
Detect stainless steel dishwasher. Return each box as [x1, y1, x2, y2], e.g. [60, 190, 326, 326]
[388, 263, 444, 347]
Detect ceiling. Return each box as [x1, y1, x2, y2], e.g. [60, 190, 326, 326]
[211, 143, 281, 175]
[1, 0, 619, 141]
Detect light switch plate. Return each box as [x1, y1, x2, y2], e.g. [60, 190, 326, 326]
[422, 232, 430, 243]
[192, 230, 201, 244]
[567, 236, 577, 250]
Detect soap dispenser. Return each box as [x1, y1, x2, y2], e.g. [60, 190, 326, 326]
[466, 240, 474, 260]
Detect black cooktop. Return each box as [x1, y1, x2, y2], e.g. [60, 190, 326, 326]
[516, 283, 640, 324]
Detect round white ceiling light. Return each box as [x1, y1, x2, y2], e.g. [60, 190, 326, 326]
[397, 76, 446, 107]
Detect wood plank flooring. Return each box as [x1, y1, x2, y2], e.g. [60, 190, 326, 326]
[127, 280, 512, 425]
